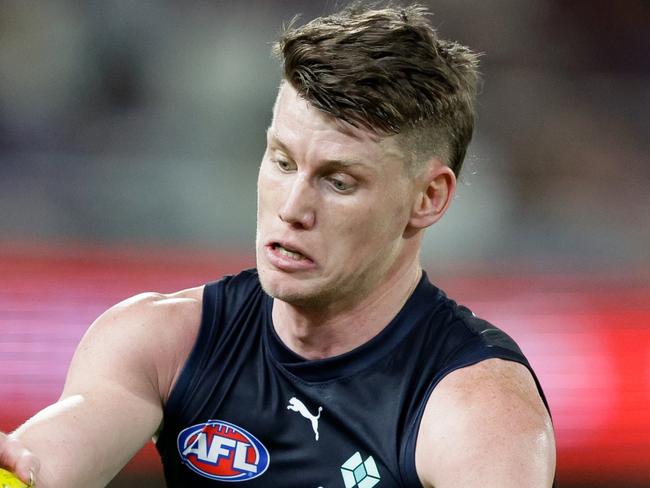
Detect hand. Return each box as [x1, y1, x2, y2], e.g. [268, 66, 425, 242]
[0, 433, 39, 486]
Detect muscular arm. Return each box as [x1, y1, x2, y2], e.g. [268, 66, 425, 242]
[6, 288, 202, 487]
[415, 358, 556, 488]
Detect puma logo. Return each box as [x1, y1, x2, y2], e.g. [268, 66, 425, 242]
[287, 397, 323, 441]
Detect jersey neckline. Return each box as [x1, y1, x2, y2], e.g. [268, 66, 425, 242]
[263, 271, 443, 383]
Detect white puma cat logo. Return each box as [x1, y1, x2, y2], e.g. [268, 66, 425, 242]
[287, 397, 323, 441]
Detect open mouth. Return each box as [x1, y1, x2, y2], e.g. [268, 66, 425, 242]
[272, 242, 307, 261]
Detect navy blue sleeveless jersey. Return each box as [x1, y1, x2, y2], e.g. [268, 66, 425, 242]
[156, 269, 549, 487]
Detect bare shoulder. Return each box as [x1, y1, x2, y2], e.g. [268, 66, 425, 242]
[415, 358, 556, 488]
[104, 286, 204, 339]
[64, 285, 205, 404]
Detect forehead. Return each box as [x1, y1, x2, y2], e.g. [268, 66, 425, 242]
[269, 83, 405, 167]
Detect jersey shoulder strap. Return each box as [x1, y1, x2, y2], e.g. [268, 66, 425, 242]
[164, 268, 262, 416]
[400, 287, 551, 486]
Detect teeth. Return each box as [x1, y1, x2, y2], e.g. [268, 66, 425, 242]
[277, 245, 304, 260]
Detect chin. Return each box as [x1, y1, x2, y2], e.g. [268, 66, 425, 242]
[258, 266, 330, 308]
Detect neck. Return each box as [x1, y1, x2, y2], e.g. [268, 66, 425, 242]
[271, 258, 423, 360]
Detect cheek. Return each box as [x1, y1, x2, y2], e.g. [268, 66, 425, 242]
[326, 201, 401, 255]
[354, 190, 409, 235]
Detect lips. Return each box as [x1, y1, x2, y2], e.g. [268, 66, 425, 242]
[273, 243, 306, 261]
[264, 240, 316, 271]
[268, 240, 312, 261]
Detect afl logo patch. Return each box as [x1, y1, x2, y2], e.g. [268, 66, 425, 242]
[177, 420, 270, 482]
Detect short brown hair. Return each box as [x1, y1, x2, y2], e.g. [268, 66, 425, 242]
[273, 3, 480, 176]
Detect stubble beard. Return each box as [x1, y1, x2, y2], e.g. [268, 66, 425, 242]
[255, 229, 404, 313]
[255, 229, 342, 309]
[258, 266, 339, 310]
[258, 256, 388, 315]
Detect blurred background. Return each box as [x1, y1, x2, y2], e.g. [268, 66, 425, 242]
[0, 0, 648, 486]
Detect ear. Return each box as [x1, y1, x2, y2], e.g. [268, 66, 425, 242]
[407, 160, 456, 231]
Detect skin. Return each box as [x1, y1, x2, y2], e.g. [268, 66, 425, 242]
[0, 83, 555, 487]
[416, 359, 556, 487]
[256, 83, 452, 358]
[0, 288, 203, 487]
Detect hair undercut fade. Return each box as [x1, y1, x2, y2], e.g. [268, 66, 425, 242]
[273, 2, 481, 176]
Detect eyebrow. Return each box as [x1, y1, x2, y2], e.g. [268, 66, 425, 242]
[266, 128, 291, 154]
[266, 128, 370, 169]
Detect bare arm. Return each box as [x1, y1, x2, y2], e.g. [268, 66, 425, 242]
[415, 358, 556, 488]
[3, 288, 202, 487]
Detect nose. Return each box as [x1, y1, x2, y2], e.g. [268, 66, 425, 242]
[278, 174, 316, 230]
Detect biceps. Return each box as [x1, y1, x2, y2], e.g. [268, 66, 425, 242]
[416, 360, 556, 488]
[14, 383, 162, 487]
[418, 415, 555, 488]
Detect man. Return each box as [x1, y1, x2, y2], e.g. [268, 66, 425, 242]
[0, 4, 555, 487]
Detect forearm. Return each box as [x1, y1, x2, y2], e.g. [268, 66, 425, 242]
[13, 389, 161, 488]
[6, 289, 198, 487]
